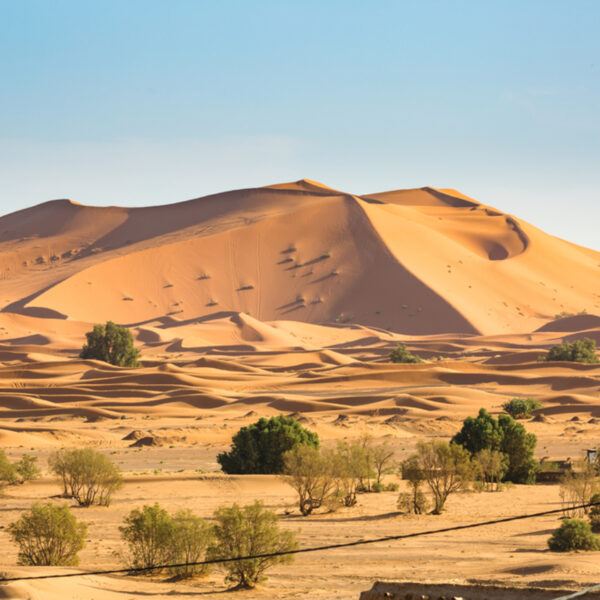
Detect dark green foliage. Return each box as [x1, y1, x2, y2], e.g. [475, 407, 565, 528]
[390, 344, 422, 363]
[208, 501, 298, 589]
[548, 518, 600, 551]
[502, 398, 542, 419]
[452, 408, 539, 484]
[80, 321, 141, 367]
[8, 503, 87, 565]
[542, 338, 598, 364]
[217, 415, 319, 474]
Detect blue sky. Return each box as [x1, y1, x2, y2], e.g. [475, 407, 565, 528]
[1, 0, 598, 249]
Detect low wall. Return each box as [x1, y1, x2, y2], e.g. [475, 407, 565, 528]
[359, 581, 600, 600]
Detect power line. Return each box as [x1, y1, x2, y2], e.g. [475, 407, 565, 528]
[553, 584, 600, 600]
[1, 500, 599, 583]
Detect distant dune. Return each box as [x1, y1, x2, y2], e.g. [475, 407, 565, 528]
[0, 179, 598, 336]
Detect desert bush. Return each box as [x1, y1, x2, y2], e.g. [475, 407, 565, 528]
[548, 518, 600, 551]
[415, 440, 474, 514]
[48, 448, 123, 506]
[390, 344, 422, 363]
[589, 493, 600, 533]
[0, 450, 19, 485]
[371, 441, 396, 487]
[8, 503, 87, 565]
[208, 501, 298, 589]
[217, 415, 319, 474]
[475, 448, 508, 491]
[385, 482, 399, 492]
[282, 445, 337, 516]
[559, 462, 599, 518]
[334, 442, 373, 507]
[80, 321, 141, 367]
[542, 338, 598, 364]
[399, 455, 429, 514]
[452, 408, 539, 484]
[371, 482, 384, 493]
[119, 504, 212, 577]
[15, 454, 41, 482]
[502, 398, 542, 419]
[170, 509, 214, 578]
[120, 504, 175, 571]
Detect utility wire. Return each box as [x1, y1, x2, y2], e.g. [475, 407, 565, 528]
[1, 500, 599, 583]
[553, 584, 600, 600]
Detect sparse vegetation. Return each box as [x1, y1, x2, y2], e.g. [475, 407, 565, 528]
[452, 408, 539, 484]
[217, 415, 319, 475]
[80, 321, 141, 367]
[548, 518, 600, 551]
[48, 449, 123, 506]
[502, 398, 542, 419]
[589, 493, 600, 533]
[475, 448, 507, 491]
[8, 503, 87, 565]
[413, 440, 474, 514]
[283, 445, 337, 515]
[119, 504, 213, 577]
[15, 453, 41, 482]
[208, 501, 298, 589]
[0, 450, 19, 484]
[559, 462, 599, 518]
[390, 344, 422, 364]
[398, 455, 429, 514]
[541, 338, 598, 364]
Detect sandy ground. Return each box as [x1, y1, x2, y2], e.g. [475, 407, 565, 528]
[0, 181, 599, 598]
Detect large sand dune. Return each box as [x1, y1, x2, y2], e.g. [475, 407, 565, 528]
[2, 180, 598, 335]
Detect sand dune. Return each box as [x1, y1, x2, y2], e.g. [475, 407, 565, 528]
[2, 180, 598, 336]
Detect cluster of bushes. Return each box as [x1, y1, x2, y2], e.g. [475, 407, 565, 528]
[502, 398, 542, 419]
[0, 450, 41, 487]
[389, 344, 423, 363]
[8, 500, 295, 589]
[540, 338, 598, 364]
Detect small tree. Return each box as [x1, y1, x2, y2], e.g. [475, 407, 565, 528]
[476, 449, 507, 491]
[120, 504, 176, 571]
[502, 398, 542, 419]
[416, 440, 474, 514]
[48, 449, 123, 506]
[283, 445, 337, 516]
[208, 501, 298, 589]
[548, 519, 600, 551]
[8, 503, 87, 566]
[452, 408, 539, 484]
[390, 344, 422, 363]
[217, 415, 319, 475]
[398, 455, 428, 514]
[542, 338, 598, 364]
[372, 442, 396, 487]
[334, 442, 372, 507]
[80, 321, 141, 367]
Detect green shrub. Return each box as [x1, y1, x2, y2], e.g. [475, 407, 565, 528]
[548, 518, 600, 551]
[208, 501, 298, 589]
[217, 415, 319, 474]
[48, 448, 123, 506]
[8, 503, 87, 565]
[390, 344, 422, 363]
[371, 481, 384, 493]
[385, 482, 399, 492]
[80, 321, 141, 367]
[589, 493, 600, 533]
[542, 338, 598, 364]
[170, 509, 214, 578]
[15, 454, 41, 482]
[0, 450, 19, 485]
[120, 504, 175, 571]
[452, 408, 539, 484]
[502, 398, 542, 419]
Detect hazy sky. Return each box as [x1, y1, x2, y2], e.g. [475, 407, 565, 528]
[1, 0, 598, 250]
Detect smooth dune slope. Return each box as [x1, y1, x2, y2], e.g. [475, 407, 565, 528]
[1, 180, 598, 335]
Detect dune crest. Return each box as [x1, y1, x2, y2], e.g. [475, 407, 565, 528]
[0, 180, 598, 336]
